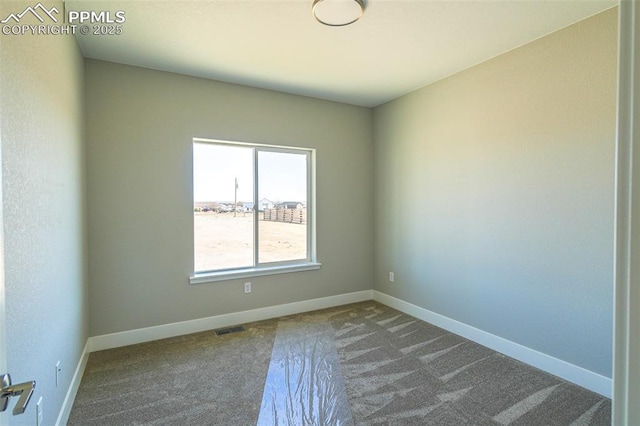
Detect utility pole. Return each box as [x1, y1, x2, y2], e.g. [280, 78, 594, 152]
[234, 177, 238, 218]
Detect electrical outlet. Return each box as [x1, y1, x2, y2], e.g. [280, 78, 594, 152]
[244, 282, 251, 293]
[389, 272, 395, 282]
[55, 361, 61, 387]
[36, 397, 43, 426]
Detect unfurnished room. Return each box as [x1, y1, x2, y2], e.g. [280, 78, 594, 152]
[1, 0, 640, 425]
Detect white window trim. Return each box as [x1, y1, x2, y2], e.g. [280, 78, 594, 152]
[189, 262, 322, 284]
[191, 138, 319, 283]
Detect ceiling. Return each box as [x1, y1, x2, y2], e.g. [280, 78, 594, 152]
[69, 0, 617, 107]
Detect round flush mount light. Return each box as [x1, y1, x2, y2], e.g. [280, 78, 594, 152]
[312, 0, 365, 27]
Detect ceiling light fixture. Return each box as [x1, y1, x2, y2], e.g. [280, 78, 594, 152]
[312, 0, 365, 27]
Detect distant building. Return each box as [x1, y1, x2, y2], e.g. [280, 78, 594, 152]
[259, 198, 274, 210]
[275, 201, 304, 210]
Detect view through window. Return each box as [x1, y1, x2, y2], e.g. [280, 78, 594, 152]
[193, 140, 311, 273]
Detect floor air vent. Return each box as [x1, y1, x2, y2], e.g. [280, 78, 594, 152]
[215, 326, 246, 336]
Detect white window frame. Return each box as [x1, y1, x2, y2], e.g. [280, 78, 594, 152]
[190, 138, 320, 284]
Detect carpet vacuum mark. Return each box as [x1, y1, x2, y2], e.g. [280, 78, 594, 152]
[69, 301, 610, 425]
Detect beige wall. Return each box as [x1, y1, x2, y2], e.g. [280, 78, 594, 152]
[373, 9, 617, 376]
[0, 1, 88, 422]
[85, 60, 374, 336]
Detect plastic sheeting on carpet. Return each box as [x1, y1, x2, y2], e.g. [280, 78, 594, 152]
[257, 319, 354, 425]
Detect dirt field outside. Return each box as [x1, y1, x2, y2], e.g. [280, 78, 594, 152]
[194, 212, 307, 271]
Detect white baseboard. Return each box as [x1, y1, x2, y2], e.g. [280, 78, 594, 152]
[79, 288, 610, 409]
[88, 290, 373, 352]
[373, 291, 612, 398]
[56, 340, 90, 426]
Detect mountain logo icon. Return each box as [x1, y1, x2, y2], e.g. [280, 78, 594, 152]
[1, 3, 59, 24]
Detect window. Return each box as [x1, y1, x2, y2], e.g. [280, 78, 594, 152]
[190, 138, 319, 283]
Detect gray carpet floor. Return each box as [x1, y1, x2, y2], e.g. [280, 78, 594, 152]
[68, 301, 610, 425]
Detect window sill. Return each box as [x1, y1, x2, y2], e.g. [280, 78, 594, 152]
[189, 262, 322, 284]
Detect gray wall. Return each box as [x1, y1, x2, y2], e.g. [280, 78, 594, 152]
[0, 1, 88, 422]
[85, 60, 374, 336]
[373, 9, 617, 377]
